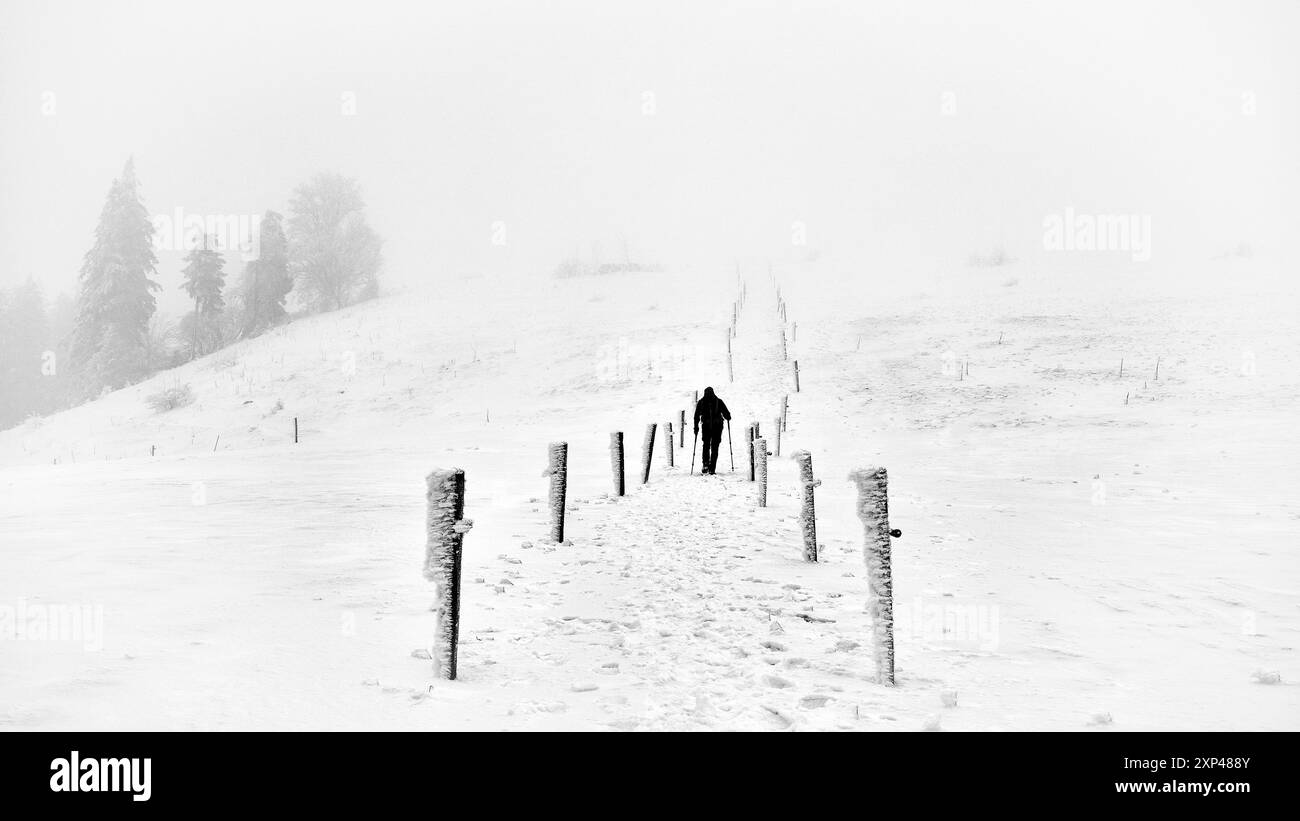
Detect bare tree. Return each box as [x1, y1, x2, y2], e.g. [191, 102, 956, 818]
[288, 173, 383, 313]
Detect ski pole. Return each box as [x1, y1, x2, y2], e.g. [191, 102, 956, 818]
[726, 419, 734, 472]
[690, 426, 698, 475]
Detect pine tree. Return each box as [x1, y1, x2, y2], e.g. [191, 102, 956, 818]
[240, 210, 291, 337]
[69, 158, 161, 396]
[180, 235, 227, 359]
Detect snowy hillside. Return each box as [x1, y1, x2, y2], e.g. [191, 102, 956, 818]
[1, 265, 1297, 731]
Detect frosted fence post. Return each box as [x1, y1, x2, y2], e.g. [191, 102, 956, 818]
[850, 467, 898, 686]
[641, 423, 656, 484]
[294, 417, 298, 443]
[779, 328, 787, 360]
[793, 360, 800, 393]
[792, 321, 797, 342]
[727, 346, 734, 383]
[425, 468, 470, 680]
[610, 432, 625, 496]
[773, 416, 782, 456]
[547, 442, 568, 543]
[792, 451, 819, 562]
[755, 438, 769, 507]
[782, 394, 788, 431]
[665, 422, 674, 467]
[679, 410, 686, 447]
[747, 424, 756, 481]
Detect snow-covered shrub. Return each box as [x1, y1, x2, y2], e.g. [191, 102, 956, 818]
[146, 384, 194, 413]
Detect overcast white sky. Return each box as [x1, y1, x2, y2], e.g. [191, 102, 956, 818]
[1, 0, 1297, 311]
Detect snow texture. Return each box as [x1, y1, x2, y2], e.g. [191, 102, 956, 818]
[1, 266, 1296, 730]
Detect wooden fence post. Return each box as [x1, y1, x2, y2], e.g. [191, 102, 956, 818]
[610, 432, 624, 496]
[755, 438, 768, 507]
[792, 321, 797, 342]
[424, 468, 470, 680]
[665, 422, 674, 467]
[294, 417, 298, 443]
[548, 442, 568, 543]
[641, 423, 656, 484]
[849, 467, 899, 685]
[792, 451, 819, 562]
[793, 360, 800, 392]
[748, 424, 756, 481]
[782, 394, 788, 431]
[779, 328, 787, 360]
[773, 416, 782, 456]
[679, 410, 686, 447]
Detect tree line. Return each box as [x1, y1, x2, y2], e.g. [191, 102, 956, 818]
[0, 159, 383, 430]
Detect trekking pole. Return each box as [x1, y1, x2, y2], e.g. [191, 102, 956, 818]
[690, 426, 698, 475]
[726, 419, 734, 472]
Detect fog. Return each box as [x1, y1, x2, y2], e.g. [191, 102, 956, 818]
[2, 0, 1297, 311]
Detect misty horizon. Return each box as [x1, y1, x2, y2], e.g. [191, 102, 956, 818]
[3, 0, 1297, 315]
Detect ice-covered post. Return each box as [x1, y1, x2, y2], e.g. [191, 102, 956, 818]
[727, 335, 734, 383]
[747, 424, 756, 481]
[849, 467, 898, 686]
[779, 328, 787, 360]
[755, 438, 769, 507]
[641, 423, 656, 484]
[781, 394, 788, 431]
[793, 360, 801, 392]
[610, 432, 625, 496]
[424, 468, 471, 680]
[679, 410, 686, 447]
[294, 417, 299, 443]
[547, 442, 568, 543]
[773, 416, 782, 456]
[792, 450, 819, 562]
[792, 321, 797, 342]
[665, 421, 674, 467]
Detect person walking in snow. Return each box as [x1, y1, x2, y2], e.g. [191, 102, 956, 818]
[693, 386, 732, 475]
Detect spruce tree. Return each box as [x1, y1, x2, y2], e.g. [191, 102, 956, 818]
[180, 235, 227, 358]
[69, 158, 160, 396]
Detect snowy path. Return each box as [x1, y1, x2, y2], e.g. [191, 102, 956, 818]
[469, 468, 912, 731]
[438, 288, 928, 730]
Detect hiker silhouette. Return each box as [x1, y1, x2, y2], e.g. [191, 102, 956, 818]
[693, 386, 732, 474]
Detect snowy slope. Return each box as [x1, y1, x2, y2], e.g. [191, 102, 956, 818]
[1, 264, 1297, 731]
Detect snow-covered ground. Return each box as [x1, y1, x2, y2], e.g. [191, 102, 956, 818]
[1, 264, 1297, 730]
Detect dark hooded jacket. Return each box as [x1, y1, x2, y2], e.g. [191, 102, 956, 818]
[693, 387, 731, 432]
